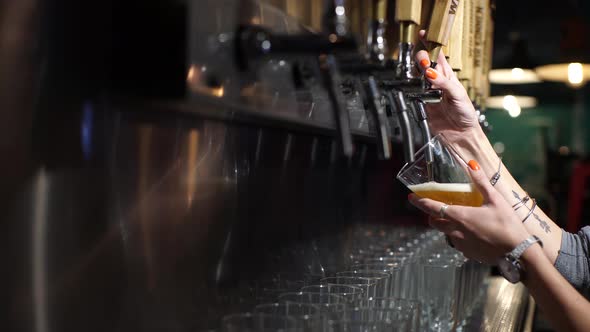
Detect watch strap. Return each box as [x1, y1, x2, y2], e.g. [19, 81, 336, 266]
[507, 235, 543, 261]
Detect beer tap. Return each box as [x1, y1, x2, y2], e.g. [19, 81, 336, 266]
[235, 0, 359, 158]
[471, 0, 488, 110]
[394, 0, 423, 79]
[328, 0, 393, 160]
[470, 0, 493, 132]
[442, 0, 465, 73]
[387, 90, 415, 162]
[357, 76, 392, 159]
[458, 0, 474, 96]
[319, 54, 354, 157]
[367, 0, 389, 64]
[425, 0, 460, 68]
[393, 0, 459, 180]
[413, 100, 434, 167]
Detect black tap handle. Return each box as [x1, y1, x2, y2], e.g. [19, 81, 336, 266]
[319, 55, 354, 157]
[360, 76, 391, 159]
[236, 25, 358, 71]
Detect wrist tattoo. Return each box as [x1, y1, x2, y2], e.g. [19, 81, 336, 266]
[533, 213, 551, 233]
[512, 190, 550, 233]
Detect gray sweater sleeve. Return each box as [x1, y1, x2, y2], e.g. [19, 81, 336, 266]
[554, 226, 590, 293]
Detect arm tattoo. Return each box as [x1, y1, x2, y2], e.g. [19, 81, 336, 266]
[533, 213, 551, 233]
[512, 190, 550, 233]
[512, 190, 521, 200]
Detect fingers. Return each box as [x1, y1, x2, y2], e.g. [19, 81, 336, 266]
[415, 51, 465, 99]
[416, 30, 455, 79]
[418, 29, 427, 46]
[408, 194, 467, 222]
[428, 217, 461, 234]
[466, 160, 498, 204]
[415, 50, 431, 72]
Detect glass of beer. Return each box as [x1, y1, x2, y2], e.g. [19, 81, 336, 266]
[397, 134, 483, 207]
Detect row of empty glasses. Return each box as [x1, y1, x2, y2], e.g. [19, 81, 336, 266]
[219, 225, 489, 331]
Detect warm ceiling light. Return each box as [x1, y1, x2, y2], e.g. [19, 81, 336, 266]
[489, 68, 541, 84]
[486, 95, 538, 110]
[489, 34, 541, 84]
[568, 62, 584, 86]
[508, 106, 521, 118]
[501, 95, 522, 117]
[536, 62, 590, 88]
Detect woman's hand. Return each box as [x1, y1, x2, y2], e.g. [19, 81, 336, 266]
[408, 160, 531, 264]
[414, 30, 481, 144]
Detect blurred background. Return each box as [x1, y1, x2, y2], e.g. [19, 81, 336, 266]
[2, 0, 590, 331]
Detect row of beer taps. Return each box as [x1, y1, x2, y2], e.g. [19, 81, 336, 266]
[234, 0, 493, 163]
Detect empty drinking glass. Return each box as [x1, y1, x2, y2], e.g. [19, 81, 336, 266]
[221, 313, 300, 332]
[419, 256, 458, 332]
[254, 303, 322, 332]
[320, 277, 377, 300]
[353, 297, 421, 332]
[278, 292, 348, 320]
[335, 271, 390, 298]
[301, 284, 365, 303]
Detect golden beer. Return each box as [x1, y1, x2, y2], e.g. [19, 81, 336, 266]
[408, 182, 484, 207]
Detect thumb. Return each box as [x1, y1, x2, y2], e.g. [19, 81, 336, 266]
[466, 160, 497, 204]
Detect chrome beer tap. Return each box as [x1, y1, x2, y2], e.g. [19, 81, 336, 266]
[394, 0, 422, 79]
[367, 0, 389, 64]
[234, 0, 359, 158]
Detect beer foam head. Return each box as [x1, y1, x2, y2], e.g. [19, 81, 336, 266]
[408, 181, 473, 193]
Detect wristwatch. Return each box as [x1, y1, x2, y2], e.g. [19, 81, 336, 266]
[497, 235, 543, 284]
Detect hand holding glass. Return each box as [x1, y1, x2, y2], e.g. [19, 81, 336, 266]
[397, 134, 484, 207]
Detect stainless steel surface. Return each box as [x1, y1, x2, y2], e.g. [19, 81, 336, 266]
[468, 276, 530, 332]
[523, 296, 535, 332]
[390, 90, 416, 163]
[3, 1, 510, 332]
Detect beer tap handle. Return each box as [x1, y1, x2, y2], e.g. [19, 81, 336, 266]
[395, 0, 422, 78]
[235, 25, 357, 71]
[458, 0, 474, 94]
[425, 0, 460, 67]
[443, 0, 465, 72]
[387, 90, 415, 162]
[319, 55, 354, 157]
[359, 76, 392, 159]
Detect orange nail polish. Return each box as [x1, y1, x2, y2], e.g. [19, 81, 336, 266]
[425, 68, 437, 80]
[420, 59, 430, 68]
[468, 160, 481, 171]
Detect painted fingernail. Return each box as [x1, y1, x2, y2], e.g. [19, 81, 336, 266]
[468, 160, 481, 171]
[425, 68, 437, 80]
[419, 59, 430, 69]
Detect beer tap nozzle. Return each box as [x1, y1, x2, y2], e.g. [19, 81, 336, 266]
[387, 90, 415, 163]
[413, 100, 434, 180]
[319, 55, 354, 158]
[359, 76, 391, 159]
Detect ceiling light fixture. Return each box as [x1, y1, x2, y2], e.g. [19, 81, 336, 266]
[486, 95, 538, 118]
[489, 33, 541, 84]
[535, 18, 590, 89]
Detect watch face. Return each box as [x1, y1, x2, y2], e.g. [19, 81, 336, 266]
[498, 258, 521, 283]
